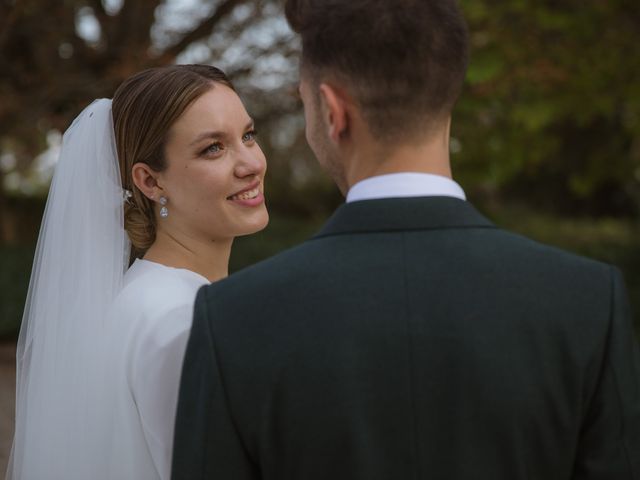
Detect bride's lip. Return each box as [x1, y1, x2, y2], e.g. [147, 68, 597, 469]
[227, 180, 261, 199]
[226, 180, 265, 207]
[228, 191, 265, 207]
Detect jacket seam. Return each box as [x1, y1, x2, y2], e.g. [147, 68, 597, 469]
[607, 266, 637, 479]
[401, 232, 421, 480]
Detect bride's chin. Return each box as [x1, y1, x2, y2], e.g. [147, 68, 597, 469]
[239, 210, 270, 236]
[209, 208, 269, 239]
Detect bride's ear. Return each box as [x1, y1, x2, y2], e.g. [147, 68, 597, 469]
[131, 163, 164, 201]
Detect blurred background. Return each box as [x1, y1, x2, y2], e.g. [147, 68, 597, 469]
[0, 0, 639, 469]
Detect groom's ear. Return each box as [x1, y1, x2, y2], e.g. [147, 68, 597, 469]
[318, 83, 351, 143]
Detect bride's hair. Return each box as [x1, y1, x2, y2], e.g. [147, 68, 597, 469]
[112, 64, 235, 260]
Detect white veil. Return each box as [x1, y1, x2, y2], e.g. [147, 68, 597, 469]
[6, 99, 131, 479]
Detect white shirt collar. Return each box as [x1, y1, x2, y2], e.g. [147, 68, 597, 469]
[346, 172, 466, 203]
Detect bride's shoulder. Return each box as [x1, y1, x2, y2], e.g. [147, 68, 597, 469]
[110, 259, 208, 323]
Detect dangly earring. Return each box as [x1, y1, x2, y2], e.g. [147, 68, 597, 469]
[159, 196, 169, 218]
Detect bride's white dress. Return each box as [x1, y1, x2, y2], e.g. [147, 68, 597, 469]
[102, 258, 208, 479]
[7, 100, 210, 480]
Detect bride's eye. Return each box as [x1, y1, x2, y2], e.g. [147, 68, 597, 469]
[201, 142, 223, 156]
[242, 130, 258, 143]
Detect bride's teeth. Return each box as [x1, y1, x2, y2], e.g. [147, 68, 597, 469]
[230, 187, 259, 201]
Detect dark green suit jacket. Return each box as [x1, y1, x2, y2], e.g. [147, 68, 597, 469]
[172, 197, 640, 480]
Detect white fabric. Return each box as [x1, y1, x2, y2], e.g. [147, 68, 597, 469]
[7, 98, 207, 480]
[7, 99, 131, 480]
[346, 172, 466, 203]
[102, 259, 208, 479]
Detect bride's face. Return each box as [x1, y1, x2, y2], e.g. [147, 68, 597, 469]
[158, 85, 268, 242]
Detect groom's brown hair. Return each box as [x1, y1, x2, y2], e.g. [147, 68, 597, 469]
[285, 0, 469, 141]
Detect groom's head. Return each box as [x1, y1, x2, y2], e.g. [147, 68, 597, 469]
[285, 0, 469, 192]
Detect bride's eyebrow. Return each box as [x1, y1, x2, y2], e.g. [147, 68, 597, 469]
[190, 130, 225, 146]
[189, 120, 255, 146]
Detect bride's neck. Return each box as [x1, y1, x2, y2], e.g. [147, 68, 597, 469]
[142, 229, 232, 283]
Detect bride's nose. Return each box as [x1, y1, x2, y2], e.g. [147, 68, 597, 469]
[234, 146, 266, 178]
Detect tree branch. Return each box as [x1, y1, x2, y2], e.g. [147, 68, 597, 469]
[0, 0, 27, 50]
[91, 0, 107, 17]
[111, 0, 158, 54]
[90, 0, 111, 45]
[155, 0, 253, 63]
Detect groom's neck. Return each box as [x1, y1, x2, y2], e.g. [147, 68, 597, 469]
[344, 118, 454, 188]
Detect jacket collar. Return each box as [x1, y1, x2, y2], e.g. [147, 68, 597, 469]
[314, 197, 496, 238]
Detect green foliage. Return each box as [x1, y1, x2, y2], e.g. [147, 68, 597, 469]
[455, 0, 640, 215]
[0, 245, 34, 339]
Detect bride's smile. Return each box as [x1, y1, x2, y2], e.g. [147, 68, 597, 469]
[158, 85, 269, 242]
[227, 180, 265, 206]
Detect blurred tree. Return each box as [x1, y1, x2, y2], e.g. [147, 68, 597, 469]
[0, 0, 312, 240]
[1, 0, 639, 224]
[456, 0, 640, 217]
[0, 0, 257, 142]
